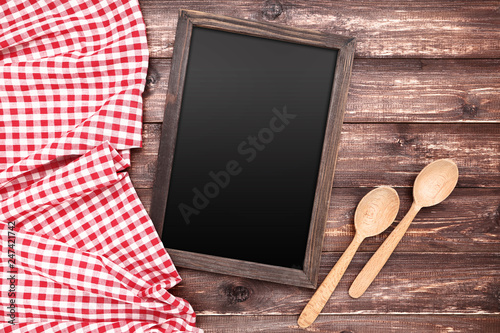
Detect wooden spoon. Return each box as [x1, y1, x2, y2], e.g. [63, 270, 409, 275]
[298, 187, 400, 328]
[349, 159, 459, 299]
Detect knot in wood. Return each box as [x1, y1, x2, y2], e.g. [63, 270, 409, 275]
[461, 103, 479, 118]
[143, 66, 160, 98]
[146, 72, 158, 88]
[395, 135, 415, 147]
[262, 0, 283, 20]
[225, 285, 250, 304]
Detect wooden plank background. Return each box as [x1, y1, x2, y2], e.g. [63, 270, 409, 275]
[134, 0, 500, 331]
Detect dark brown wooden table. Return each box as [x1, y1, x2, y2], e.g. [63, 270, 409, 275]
[132, 1, 500, 331]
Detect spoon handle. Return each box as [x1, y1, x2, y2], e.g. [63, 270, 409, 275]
[349, 202, 421, 299]
[298, 233, 364, 328]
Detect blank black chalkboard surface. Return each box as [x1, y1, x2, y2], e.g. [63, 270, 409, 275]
[150, 10, 355, 288]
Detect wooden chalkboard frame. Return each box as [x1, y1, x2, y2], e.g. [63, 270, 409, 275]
[150, 9, 355, 289]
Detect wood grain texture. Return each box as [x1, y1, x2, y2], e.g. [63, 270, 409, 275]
[139, 0, 500, 58]
[349, 159, 459, 298]
[136, 187, 500, 253]
[196, 315, 500, 332]
[148, 7, 192, 237]
[333, 124, 499, 188]
[137, 1, 500, 329]
[167, 253, 500, 314]
[324, 187, 500, 253]
[129, 123, 500, 188]
[302, 30, 355, 290]
[143, 58, 500, 123]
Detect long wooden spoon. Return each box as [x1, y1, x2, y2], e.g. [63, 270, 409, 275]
[298, 187, 400, 328]
[349, 159, 459, 299]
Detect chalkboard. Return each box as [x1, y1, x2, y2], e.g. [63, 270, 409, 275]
[151, 10, 355, 288]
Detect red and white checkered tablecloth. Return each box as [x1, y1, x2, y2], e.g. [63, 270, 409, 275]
[0, 1, 201, 332]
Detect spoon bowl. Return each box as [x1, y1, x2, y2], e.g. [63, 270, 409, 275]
[349, 159, 459, 299]
[413, 159, 459, 207]
[298, 186, 399, 328]
[355, 187, 400, 238]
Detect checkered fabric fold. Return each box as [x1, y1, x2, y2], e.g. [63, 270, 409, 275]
[0, 1, 201, 332]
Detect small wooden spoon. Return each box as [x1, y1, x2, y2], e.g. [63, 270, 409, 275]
[349, 159, 459, 299]
[298, 187, 399, 328]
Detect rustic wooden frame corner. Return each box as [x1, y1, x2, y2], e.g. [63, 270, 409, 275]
[150, 9, 356, 289]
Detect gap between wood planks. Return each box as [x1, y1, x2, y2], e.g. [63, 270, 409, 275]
[143, 57, 500, 123]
